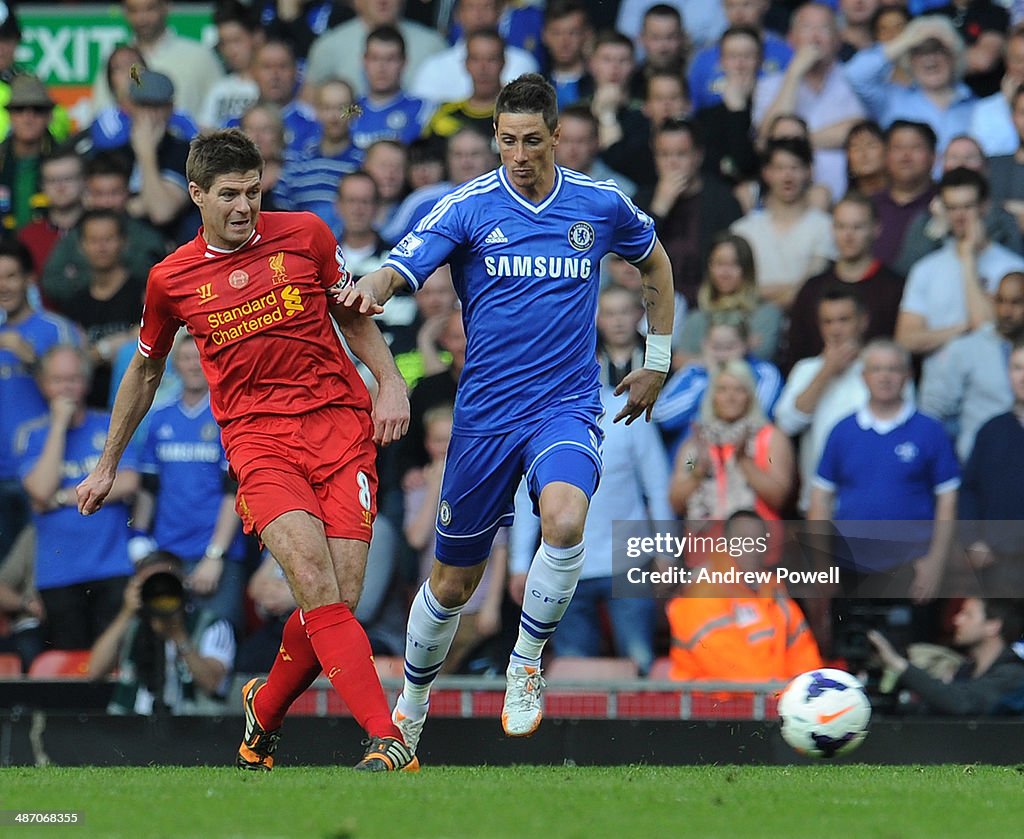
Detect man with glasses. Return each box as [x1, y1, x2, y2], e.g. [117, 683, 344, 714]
[17, 150, 85, 277]
[0, 75, 58, 231]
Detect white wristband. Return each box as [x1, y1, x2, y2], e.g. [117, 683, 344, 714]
[643, 333, 672, 373]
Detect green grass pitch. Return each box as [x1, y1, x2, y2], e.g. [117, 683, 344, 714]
[2, 765, 1023, 838]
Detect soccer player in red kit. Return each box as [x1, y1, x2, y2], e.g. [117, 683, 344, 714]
[76, 129, 418, 772]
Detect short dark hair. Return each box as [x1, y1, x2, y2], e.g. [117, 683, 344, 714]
[186, 128, 264, 190]
[79, 207, 126, 238]
[643, 4, 682, 25]
[544, 0, 589, 26]
[844, 119, 885, 150]
[938, 166, 989, 202]
[0, 239, 33, 275]
[592, 29, 635, 55]
[494, 73, 558, 133]
[365, 24, 406, 57]
[762, 136, 813, 168]
[980, 599, 1024, 646]
[720, 24, 763, 58]
[835, 190, 878, 221]
[655, 117, 703, 150]
[559, 103, 598, 135]
[870, 3, 910, 40]
[213, 0, 261, 31]
[818, 282, 866, 314]
[85, 151, 131, 182]
[645, 69, 690, 102]
[886, 119, 938, 152]
[41, 147, 84, 176]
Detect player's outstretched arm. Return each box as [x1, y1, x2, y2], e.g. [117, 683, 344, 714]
[333, 266, 408, 316]
[614, 239, 675, 424]
[331, 303, 410, 446]
[77, 351, 166, 515]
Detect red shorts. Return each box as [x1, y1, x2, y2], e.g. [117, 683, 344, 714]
[222, 404, 378, 542]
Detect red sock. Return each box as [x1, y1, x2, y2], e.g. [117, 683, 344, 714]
[303, 602, 400, 740]
[254, 609, 321, 730]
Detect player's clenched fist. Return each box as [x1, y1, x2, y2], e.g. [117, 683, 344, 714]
[76, 467, 115, 515]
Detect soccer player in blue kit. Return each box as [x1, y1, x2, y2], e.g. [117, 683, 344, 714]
[338, 74, 675, 755]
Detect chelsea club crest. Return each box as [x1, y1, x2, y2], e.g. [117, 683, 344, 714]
[567, 221, 595, 251]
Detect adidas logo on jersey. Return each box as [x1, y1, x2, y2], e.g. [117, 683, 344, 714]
[484, 226, 508, 244]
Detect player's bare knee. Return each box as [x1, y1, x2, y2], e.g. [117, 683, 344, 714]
[539, 508, 585, 548]
[430, 564, 483, 609]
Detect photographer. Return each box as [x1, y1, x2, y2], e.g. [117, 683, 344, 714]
[868, 598, 1024, 715]
[87, 552, 235, 715]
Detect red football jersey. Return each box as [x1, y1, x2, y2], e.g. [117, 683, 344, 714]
[138, 212, 371, 425]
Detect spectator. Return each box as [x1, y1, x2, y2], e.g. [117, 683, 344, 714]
[405, 136, 445, 191]
[959, 340, 1024, 593]
[617, 0, 727, 51]
[693, 26, 764, 188]
[362, 138, 407, 232]
[595, 283, 645, 389]
[382, 127, 497, 245]
[628, 4, 688, 102]
[275, 78, 363, 234]
[776, 285, 914, 513]
[785, 192, 905, 370]
[85, 44, 198, 152]
[510, 386, 671, 676]
[17, 149, 85, 279]
[868, 598, 1024, 714]
[987, 84, 1024, 236]
[635, 119, 743, 309]
[689, 0, 793, 114]
[920, 271, 1024, 461]
[0, 525, 44, 672]
[972, 25, 1024, 160]
[844, 119, 888, 196]
[234, 39, 319, 155]
[641, 70, 691, 134]
[808, 340, 959, 601]
[337, 170, 389, 277]
[666, 509, 822, 682]
[411, 0, 537, 105]
[871, 119, 937, 266]
[540, 0, 592, 109]
[586, 31, 647, 185]
[88, 551, 235, 715]
[91, 0, 223, 120]
[0, 75, 57, 231]
[554, 104, 636, 197]
[655, 315, 783, 460]
[404, 403, 505, 674]
[669, 359, 794, 521]
[896, 168, 1024, 369]
[937, 0, 1008, 98]
[41, 153, 167, 311]
[424, 28, 505, 140]
[133, 332, 246, 631]
[754, 2, 867, 200]
[235, 550, 296, 674]
[63, 209, 145, 408]
[16, 345, 139, 649]
[305, 0, 447, 96]
[839, 0, 881, 60]
[0, 241, 80, 561]
[196, 0, 263, 130]
[387, 266, 456, 389]
[351, 25, 435, 153]
[109, 70, 192, 240]
[675, 231, 783, 363]
[731, 137, 836, 308]
[895, 133, 1022, 278]
[237, 103, 287, 209]
[844, 15, 976, 167]
[257, 0, 351, 63]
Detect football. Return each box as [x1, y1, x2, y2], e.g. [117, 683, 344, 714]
[778, 668, 872, 758]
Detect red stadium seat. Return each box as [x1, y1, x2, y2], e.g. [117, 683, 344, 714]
[27, 649, 92, 678]
[0, 653, 22, 676]
[545, 656, 639, 682]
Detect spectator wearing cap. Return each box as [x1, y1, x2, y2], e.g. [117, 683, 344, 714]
[108, 69, 192, 243]
[0, 74, 58, 231]
[90, 0, 223, 121]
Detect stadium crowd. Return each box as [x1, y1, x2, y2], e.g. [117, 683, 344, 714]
[3, 0, 1024, 716]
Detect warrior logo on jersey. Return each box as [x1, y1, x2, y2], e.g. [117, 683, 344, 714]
[568, 222, 595, 251]
[269, 252, 288, 285]
[393, 232, 424, 258]
[439, 500, 452, 527]
[228, 269, 249, 289]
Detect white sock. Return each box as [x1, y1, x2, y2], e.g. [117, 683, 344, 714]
[398, 581, 463, 714]
[510, 541, 585, 667]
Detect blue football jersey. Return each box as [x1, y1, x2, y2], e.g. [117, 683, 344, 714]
[352, 93, 434, 151]
[139, 396, 244, 561]
[384, 165, 657, 434]
[0, 311, 79, 479]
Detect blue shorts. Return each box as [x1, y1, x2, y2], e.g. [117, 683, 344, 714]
[435, 410, 603, 567]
